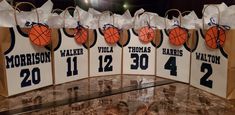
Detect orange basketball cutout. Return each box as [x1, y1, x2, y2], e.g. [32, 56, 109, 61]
[205, 26, 226, 49]
[139, 26, 155, 44]
[168, 26, 188, 46]
[74, 24, 88, 44]
[28, 23, 52, 47]
[103, 24, 120, 44]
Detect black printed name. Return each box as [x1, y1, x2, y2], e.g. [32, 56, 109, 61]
[60, 49, 83, 57]
[98, 47, 113, 53]
[128, 47, 151, 53]
[196, 52, 220, 64]
[5, 52, 51, 69]
[162, 48, 183, 56]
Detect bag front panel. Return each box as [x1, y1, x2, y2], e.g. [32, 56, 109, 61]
[190, 30, 228, 98]
[89, 29, 122, 77]
[53, 29, 88, 84]
[123, 29, 156, 75]
[156, 30, 191, 83]
[4, 26, 53, 96]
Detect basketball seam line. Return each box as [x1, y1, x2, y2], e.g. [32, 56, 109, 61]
[206, 31, 217, 48]
[31, 27, 50, 43]
[170, 28, 187, 45]
[104, 29, 119, 43]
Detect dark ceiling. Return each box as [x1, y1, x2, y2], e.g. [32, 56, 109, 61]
[12, 0, 235, 18]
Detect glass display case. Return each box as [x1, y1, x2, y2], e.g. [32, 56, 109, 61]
[0, 75, 235, 115]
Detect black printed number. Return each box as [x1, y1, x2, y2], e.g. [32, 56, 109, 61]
[200, 63, 213, 88]
[131, 53, 149, 70]
[20, 68, 41, 87]
[164, 57, 177, 76]
[67, 57, 78, 77]
[98, 55, 113, 72]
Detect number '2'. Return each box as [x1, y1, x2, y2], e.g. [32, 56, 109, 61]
[200, 63, 213, 88]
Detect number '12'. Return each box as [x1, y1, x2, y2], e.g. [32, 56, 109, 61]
[98, 55, 113, 72]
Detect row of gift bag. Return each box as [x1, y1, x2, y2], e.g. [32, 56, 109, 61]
[0, 1, 235, 99]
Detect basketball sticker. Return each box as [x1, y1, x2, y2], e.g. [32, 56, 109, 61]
[103, 24, 120, 44]
[205, 26, 229, 49]
[139, 26, 155, 44]
[204, 17, 231, 49]
[28, 23, 52, 47]
[74, 25, 88, 44]
[168, 26, 188, 46]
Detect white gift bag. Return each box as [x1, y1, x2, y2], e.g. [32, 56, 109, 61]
[190, 5, 235, 99]
[50, 7, 89, 85]
[89, 11, 122, 77]
[0, 2, 53, 96]
[122, 10, 157, 75]
[156, 9, 192, 83]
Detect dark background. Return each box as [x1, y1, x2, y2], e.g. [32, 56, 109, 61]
[12, 0, 235, 18]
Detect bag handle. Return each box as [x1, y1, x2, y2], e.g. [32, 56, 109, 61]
[182, 11, 192, 16]
[14, 2, 39, 26]
[164, 9, 182, 28]
[63, 6, 80, 28]
[98, 11, 115, 29]
[52, 9, 63, 14]
[202, 5, 220, 30]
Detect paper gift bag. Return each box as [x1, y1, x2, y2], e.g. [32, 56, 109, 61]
[190, 5, 235, 99]
[122, 11, 157, 75]
[89, 12, 122, 77]
[156, 9, 193, 83]
[0, 2, 53, 97]
[50, 7, 89, 85]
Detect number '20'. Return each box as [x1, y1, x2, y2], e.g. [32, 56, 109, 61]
[20, 68, 41, 87]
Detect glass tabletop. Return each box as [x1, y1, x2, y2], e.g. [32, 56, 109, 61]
[0, 75, 234, 115]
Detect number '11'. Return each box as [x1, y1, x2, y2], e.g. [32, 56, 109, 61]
[67, 57, 78, 76]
